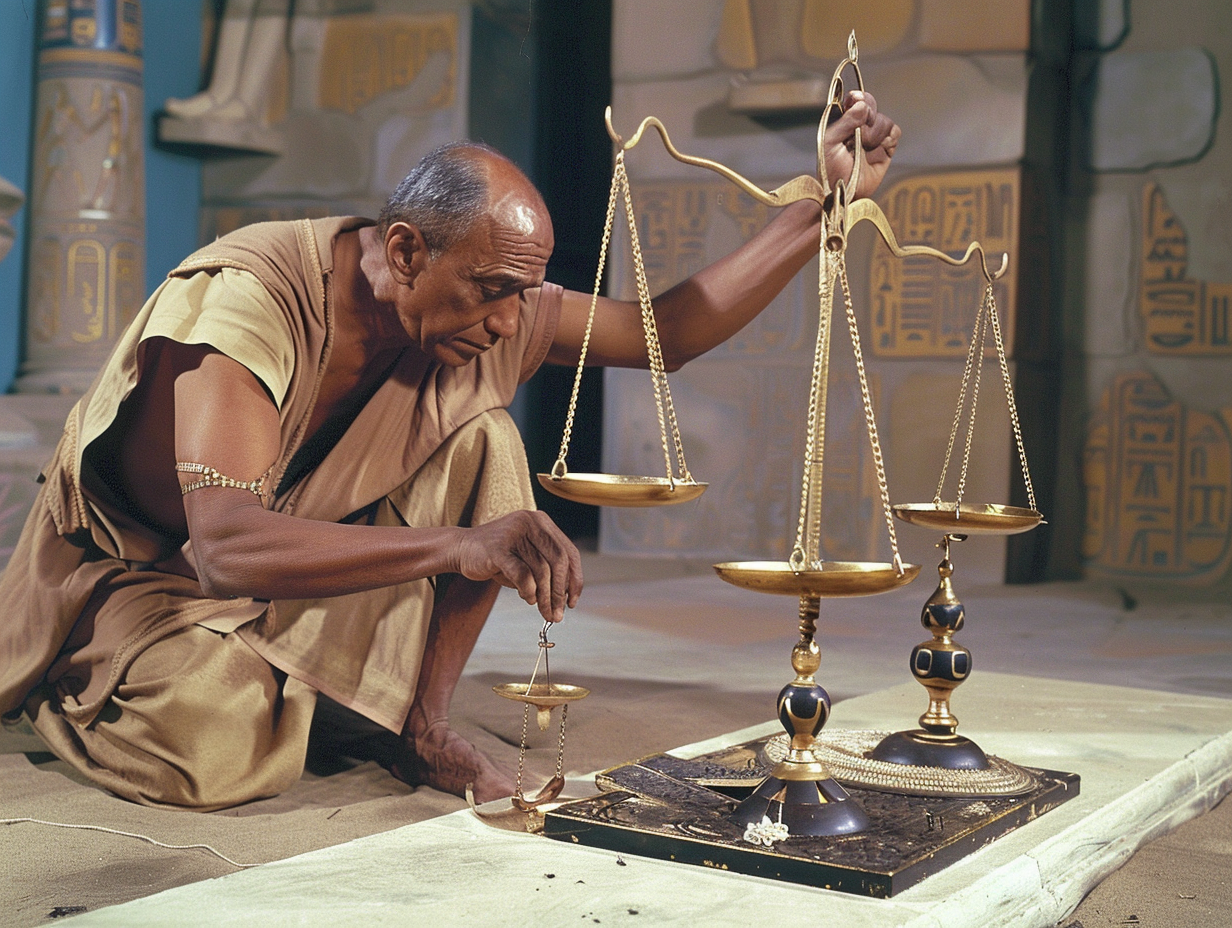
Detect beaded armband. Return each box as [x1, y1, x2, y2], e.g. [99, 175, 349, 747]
[175, 462, 266, 498]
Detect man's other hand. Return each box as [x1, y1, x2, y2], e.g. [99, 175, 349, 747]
[453, 510, 584, 623]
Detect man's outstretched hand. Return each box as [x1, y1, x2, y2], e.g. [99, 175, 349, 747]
[452, 510, 584, 623]
[822, 90, 901, 201]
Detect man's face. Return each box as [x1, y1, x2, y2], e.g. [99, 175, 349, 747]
[404, 190, 555, 367]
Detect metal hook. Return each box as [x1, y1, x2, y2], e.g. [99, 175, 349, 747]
[937, 533, 968, 561]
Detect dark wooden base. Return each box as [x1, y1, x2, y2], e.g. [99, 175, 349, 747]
[543, 736, 1080, 898]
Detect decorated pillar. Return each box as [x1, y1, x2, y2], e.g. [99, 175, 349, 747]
[18, 0, 145, 394]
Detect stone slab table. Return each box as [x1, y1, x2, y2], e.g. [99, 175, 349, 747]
[60, 673, 1232, 927]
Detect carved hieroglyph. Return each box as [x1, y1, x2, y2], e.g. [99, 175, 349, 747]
[21, 0, 145, 392]
[1084, 371, 1232, 582]
[870, 169, 1018, 358]
[1140, 183, 1232, 355]
[318, 13, 457, 115]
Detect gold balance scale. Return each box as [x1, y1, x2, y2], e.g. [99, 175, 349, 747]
[486, 32, 1055, 852]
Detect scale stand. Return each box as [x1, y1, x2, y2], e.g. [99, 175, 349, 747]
[531, 32, 1081, 885]
[869, 238, 1044, 779]
[869, 532, 987, 769]
[720, 587, 901, 836]
[583, 30, 1017, 834]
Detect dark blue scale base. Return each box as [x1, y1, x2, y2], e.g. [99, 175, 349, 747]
[729, 774, 871, 836]
[870, 729, 990, 770]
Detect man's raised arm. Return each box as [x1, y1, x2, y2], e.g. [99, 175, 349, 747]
[547, 91, 900, 371]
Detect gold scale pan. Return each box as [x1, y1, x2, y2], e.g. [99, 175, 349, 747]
[867, 190, 1044, 776]
[535, 104, 711, 508]
[890, 218, 1042, 539]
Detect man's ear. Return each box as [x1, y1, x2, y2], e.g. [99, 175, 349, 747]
[385, 221, 430, 286]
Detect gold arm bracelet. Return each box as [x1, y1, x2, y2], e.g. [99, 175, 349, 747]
[175, 462, 266, 498]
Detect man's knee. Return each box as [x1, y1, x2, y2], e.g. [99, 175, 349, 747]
[388, 409, 536, 531]
[34, 626, 316, 810]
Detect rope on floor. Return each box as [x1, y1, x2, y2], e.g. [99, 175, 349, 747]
[0, 817, 260, 868]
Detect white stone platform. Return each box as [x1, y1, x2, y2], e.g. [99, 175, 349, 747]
[58, 673, 1232, 928]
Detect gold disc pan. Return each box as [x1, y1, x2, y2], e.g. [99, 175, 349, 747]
[892, 502, 1042, 536]
[536, 473, 707, 507]
[712, 560, 921, 597]
[492, 682, 591, 707]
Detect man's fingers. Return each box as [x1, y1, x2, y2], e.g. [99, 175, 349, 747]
[455, 510, 584, 624]
[510, 511, 580, 623]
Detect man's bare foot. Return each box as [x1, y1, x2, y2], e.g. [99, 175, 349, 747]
[392, 719, 516, 803]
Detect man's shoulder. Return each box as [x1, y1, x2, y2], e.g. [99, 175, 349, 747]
[169, 216, 373, 281]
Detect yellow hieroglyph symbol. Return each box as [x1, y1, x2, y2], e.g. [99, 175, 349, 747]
[870, 170, 1018, 358]
[1084, 371, 1232, 582]
[318, 13, 456, 115]
[1140, 183, 1232, 355]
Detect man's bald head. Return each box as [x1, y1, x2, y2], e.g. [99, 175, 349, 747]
[377, 142, 545, 258]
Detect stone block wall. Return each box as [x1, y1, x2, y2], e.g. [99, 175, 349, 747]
[1063, 1, 1232, 587]
[599, 0, 1041, 584]
[191, 0, 471, 238]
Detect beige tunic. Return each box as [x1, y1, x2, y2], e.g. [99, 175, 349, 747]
[0, 216, 561, 733]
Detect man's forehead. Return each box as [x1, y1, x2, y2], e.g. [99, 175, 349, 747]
[487, 185, 551, 239]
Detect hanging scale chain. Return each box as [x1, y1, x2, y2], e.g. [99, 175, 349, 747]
[933, 281, 1036, 512]
[513, 620, 568, 798]
[792, 214, 902, 573]
[550, 151, 692, 486]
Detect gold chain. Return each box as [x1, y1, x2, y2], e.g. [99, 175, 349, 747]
[514, 702, 531, 797]
[987, 284, 1037, 511]
[791, 220, 901, 573]
[618, 162, 692, 484]
[934, 284, 987, 505]
[551, 157, 622, 477]
[555, 704, 569, 780]
[955, 287, 989, 507]
[550, 152, 692, 485]
[791, 230, 834, 571]
[934, 281, 1036, 513]
[836, 259, 902, 571]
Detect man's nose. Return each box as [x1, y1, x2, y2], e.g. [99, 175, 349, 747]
[484, 296, 520, 340]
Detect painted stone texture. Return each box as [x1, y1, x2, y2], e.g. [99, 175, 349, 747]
[917, 0, 1030, 53]
[870, 169, 1019, 359]
[864, 57, 1027, 169]
[1085, 48, 1216, 172]
[1084, 371, 1232, 582]
[0, 177, 22, 265]
[1082, 189, 1134, 358]
[713, 0, 912, 71]
[1140, 183, 1232, 356]
[202, 6, 468, 220]
[22, 0, 146, 392]
[614, 0, 730, 79]
[317, 12, 457, 114]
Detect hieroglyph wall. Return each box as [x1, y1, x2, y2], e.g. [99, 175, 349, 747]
[198, 1, 470, 239]
[1074, 0, 1232, 586]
